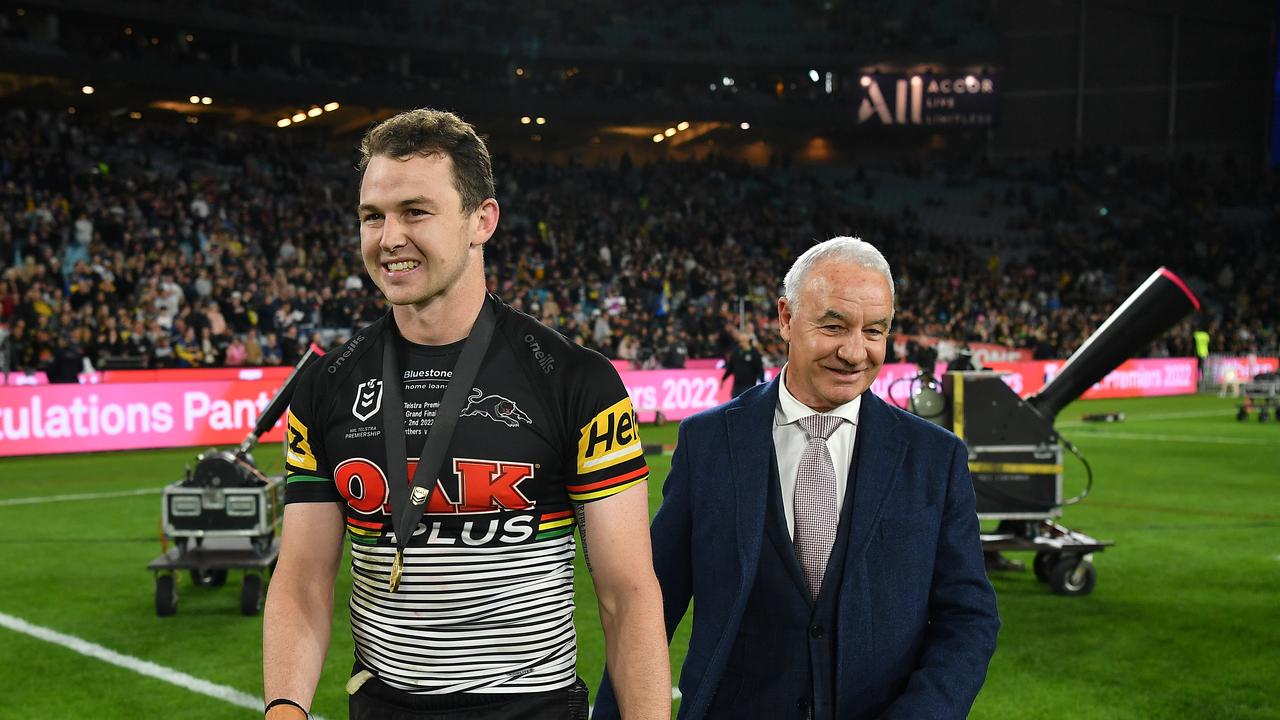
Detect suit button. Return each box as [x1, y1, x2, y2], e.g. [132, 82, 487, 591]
[796, 697, 809, 711]
[809, 624, 824, 638]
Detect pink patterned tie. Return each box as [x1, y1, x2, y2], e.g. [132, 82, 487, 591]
[794, 414, 843, 600]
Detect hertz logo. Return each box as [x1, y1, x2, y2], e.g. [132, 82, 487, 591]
[577, 397, 643, 474]
[286, 411, 317, 471]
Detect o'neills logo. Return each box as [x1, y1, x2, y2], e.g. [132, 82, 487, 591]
[523, 334, 556, 374]
[327, 333, 366, 374]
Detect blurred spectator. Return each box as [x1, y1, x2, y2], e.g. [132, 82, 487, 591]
[723, 333, 765, 397]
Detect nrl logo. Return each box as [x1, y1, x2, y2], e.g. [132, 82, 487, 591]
[461, 388, 532, 428]
[352, 379, 384, 422]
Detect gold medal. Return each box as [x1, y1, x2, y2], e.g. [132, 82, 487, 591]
[388, 550, 404, 592]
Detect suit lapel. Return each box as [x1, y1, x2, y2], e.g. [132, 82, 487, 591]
[725, 379, 778, 581]
[844, 391, 906, 558]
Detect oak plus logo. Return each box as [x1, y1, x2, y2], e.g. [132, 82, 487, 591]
[461, 388, 532, 428]
[352, 379, 384, 422]
[334, 456, 536, 515]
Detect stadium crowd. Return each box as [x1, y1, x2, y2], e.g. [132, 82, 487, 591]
[0, 107, 1275, 382]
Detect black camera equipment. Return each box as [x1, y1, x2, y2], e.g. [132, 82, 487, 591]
[898, 268, 1200, 595]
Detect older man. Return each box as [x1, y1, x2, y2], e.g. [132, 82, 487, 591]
[597, 236, 999, 719]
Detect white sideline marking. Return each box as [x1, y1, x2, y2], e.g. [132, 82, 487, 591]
[1066, 431, 1274, 446]
[0, 610, 322, 718]
[0, 487, 159, 507]
[1057, 409, 1235, 428]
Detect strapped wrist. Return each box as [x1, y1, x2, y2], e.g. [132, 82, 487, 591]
[265, 697, 310, 719]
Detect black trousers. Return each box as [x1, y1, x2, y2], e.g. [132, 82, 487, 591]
[349, 677, 589, 720]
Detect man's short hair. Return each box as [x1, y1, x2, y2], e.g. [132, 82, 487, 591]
[783, 236, 896, 315]
[357, 108, 495, 214]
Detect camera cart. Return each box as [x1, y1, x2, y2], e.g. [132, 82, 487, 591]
[1236, 372, 1280, 422]
[146, 346, 323, 617]
[898, 267, 1198, 596]
[947, 370, 1115, 596]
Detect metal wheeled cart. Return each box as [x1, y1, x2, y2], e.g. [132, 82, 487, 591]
[1237, 372, 1279, 422]
[981, 519, 1113, 596]
[147, 535, 281, 616]
[144, 346, 323, 617]
[147, 467, 285, 616]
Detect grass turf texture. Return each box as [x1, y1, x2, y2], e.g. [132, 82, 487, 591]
[0, 393, 1275, 719]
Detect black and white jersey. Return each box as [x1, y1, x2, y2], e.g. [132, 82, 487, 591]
[283, 294, 648, 694]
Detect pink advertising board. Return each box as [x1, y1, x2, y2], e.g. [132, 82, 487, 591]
[985, 357, 1199, 399]
[621, 363, 926, 422]
[0, 381, 288, 458]
[0, 358, 1199, 458]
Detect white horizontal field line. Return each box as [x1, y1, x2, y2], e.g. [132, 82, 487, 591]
[0, 487, 159, 507]
[1057, 409, 1236, 428]
[0, 610, 319, 718]
[1066, 431, 1274, 446]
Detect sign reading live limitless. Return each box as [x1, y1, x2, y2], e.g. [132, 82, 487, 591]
[857, 72, 999, 127]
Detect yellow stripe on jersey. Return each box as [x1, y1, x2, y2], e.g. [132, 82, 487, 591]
[568, 473, 647, 502]
[346, 523, 382, 537]
[537, 517, 575, 531]
[577, 397, 643, 474]
[285, 411, 317, 471]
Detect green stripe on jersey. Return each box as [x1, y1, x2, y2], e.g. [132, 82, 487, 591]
[535, 526, 575, 541]
[348, 534, 379, 546]
[286, 474, 330, 484]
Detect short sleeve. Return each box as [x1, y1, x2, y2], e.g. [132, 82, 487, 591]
[565, 355, 650, 503]
[283, 364, 341, 504]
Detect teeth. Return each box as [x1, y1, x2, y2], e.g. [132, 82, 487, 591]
[387, 260, 419, 272]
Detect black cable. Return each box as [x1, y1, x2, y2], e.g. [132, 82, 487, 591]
[1057, 435, 1094, 506]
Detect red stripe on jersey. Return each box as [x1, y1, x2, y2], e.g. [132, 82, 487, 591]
[566, 465, 648, 493]
[347, 517, 385, 530]
[541, 510, 573, 521]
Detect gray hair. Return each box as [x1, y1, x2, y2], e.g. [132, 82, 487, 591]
[782, 236, 895, 313]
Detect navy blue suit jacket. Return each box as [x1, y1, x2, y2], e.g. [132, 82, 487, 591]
[596, 379, 999, 719]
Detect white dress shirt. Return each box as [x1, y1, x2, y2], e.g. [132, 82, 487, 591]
[773, 365, 862, 541]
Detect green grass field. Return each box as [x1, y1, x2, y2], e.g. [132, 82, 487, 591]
[0, 393, 1276, 719]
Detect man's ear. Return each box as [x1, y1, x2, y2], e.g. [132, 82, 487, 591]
[778, 296, 793, 343]
[471, 198, 500, 247]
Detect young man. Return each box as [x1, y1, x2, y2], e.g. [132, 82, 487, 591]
[263, 109, 669, 720]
